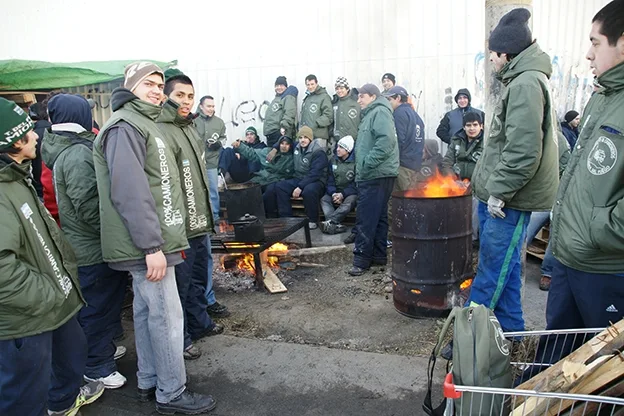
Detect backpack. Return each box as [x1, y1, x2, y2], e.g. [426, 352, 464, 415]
[423, 305, 512, 416]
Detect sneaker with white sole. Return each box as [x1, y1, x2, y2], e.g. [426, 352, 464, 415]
[114, 345, 126, 360]
[48, 380, 105, 415]
[84, 371, 127, 389]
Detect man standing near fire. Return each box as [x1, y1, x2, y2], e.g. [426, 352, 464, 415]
[468, 9, 559, 332]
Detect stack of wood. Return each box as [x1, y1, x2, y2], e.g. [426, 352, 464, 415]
[511, 319, 624, 415]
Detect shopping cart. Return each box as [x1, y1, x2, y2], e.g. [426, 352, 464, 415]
[441, 328, 624, 416]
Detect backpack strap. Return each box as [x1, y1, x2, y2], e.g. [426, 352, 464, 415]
[423, 307, 458, 416]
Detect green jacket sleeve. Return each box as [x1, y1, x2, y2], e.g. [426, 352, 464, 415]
[364, 111, 395, 171]
[315, 95, 334, 128]
[442, 142, 457, 175]
[0, 203, 57, 315]
[236, 143, 262, 164]
[62, 149, 100, 232]
[219, 122, 227, 146]
[486, 85, 544, 202]
[281, 95, 297, 130]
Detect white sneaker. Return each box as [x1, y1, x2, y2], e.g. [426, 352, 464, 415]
[84, 371, 127, 389]
[113, 345, 126, 360]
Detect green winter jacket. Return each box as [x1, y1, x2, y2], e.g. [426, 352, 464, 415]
[472, 42, 559, 211]
[157, 100, 214, 239]
[556, 130, 571, 177]
[0, 156, 84, 340]
[41, 129, 102, 266]
[354, 98, 399, 182]
[263, 90, 297, 139]
[194, 112, 226, 169]
[442, 130, 484, 180]
[550, 61, 624, 274]
[300, 86, 333, 140]
[94, 96, 189, 263]
[332, 91, 361, 140]
[236, 139, 295, 186]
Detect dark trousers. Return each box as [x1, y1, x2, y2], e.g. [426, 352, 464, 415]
[175, 236, 215, 348]
[218, 148, 253, 183]
[263, 183, 279, 218]
[275, 178, 325, 222]
[0, 316, 87, 414]
[518, 259, 624, 384]
[78, 263, 128, 378]
[266, 131, 282, 148]
[353, 177, 394, 269]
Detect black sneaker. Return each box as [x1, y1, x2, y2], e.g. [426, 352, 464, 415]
[348, 266, 368, 276]
[156, 390, 217, 415]
[191, 323, 224, 342]
[138, 386, 156, 403]
[441, 340, 453, 361]
[206, 302, 230, 318]
[343, 233, 356, 244]
[334, 224, 347, 234]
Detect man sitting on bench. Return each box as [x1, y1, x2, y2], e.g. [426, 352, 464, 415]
[272, 126, 328, 228]
[219, 126, 267, 183]
[320, 136, 357, 234]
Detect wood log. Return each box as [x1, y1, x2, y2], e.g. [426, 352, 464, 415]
[567, 377, 624, 416]
[511, 320, 624, 415]
[287, 245, 347, 257]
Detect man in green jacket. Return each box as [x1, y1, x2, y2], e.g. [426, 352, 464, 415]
[350, 84, 399, 276]
[158, 75, 226, 362]
[330, 77, 360, 156]
[41, 94, 129, 390]
[300, 74, 333, 149]
[233, 134, 294, 187]
[468, 9, 559, 332]
[194, 95, 225, 222]
[0, 97, 104, 416]
[93, 62, 216, 414]
[547, 0, 624, 346]
[263, 76, 298, 146]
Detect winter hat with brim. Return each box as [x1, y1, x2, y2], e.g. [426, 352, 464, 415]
[0, 97, 34, 150]
[564, 110, 580, 123]
[488, 8, 532, 55]
[245, 126, 258, 136]
[337, 135, 355, 153]
[297, 126, 314, 140]
[48, 94, 93, 132]
[335, 77, 349, 89]
[124, 62, 164, 92]
[359, 83, 381, 97]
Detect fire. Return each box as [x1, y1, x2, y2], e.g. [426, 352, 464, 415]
[236, 254, 256, 272]
[220, 242, 289, 272]
[405, 172, 470, 198]
[218, 220, 234, 234]
[460, 278, 473, 291]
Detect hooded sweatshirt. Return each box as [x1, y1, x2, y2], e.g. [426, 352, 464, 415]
[393, 102, 425, 171]
[300, 86, 333, 140]
[264, 86, 298, 139]
[236, 136, 295, 186]
[436, 88, 486, 144]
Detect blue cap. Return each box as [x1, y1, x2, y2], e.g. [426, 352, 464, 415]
[383, 85, 408, 97]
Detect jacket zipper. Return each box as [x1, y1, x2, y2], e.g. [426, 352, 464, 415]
[469, 309, 477, 386]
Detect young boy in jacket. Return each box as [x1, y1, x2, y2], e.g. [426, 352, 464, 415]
[93, 62, 216, 414]
[320, 135, 357, 234]
[41, 94, 129, 389]
[0, 97, 104, 416]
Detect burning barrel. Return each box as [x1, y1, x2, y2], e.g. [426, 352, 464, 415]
[391, 175, 473, 318]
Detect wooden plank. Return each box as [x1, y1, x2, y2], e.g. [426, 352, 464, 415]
[262, 266, 287, 293]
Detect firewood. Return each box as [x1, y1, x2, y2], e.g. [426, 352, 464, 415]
[287, 245, 347, 257]
[567, 377, 624, 416]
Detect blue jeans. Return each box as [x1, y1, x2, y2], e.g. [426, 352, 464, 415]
[526, 211, 550, 244]
[204, 237, 217, 306]
[206, 168, 220, 222]
[176, 236, 215, 348]
[541, 241, 556, 277]
[467, 202, 529, 332]
[78, 263, 128, 378]
[0, 316, 87, 414]
[472, 196, 479, 242]
[353, 177, 395, 269]
[131, 266, 186, 404]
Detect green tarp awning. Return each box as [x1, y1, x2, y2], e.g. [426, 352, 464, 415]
[0, 59, 177, 91]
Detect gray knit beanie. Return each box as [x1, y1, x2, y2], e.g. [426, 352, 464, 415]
[488, 8, 532, 55]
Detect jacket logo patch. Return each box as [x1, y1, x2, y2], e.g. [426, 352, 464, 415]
[421, 166, 433, 177]
[490, 113, 503, 138]
[415, 125, 422, 138]
[272, 103, 280, 112]
[346, 170, 355, 181]
[309, 103, 318, 114]
[20, 202, 34, 219]
[490, 316, 510, 356]
[207, 132, 220, 145]
[587, 136, 617, 176]
[348, 109, 358, 119]
[302, 157, 309, 164]
[294, 150, 299, 155]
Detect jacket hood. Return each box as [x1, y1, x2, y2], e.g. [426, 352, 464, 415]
[362, 96, 393, 115]
[498, 42, 552, 83]
[278, 136, 295, 154]
[0, 154, 30, 183]
[423, 139, 440, 159]
[47, 94, 93, 131]
[159, 99, 194, 127]
[308, 86, 328, 96]
[298, 138, 324, 155]
[111, 88, 139, 111]
[332, 88, 359, 104]
[596, 60, 624, 94]
[281, 85, 299, 98]
[454, 88, 472, 104]
[333, 144, 356, 162]
[41, 130, 96, 169]
[110, 87, 162, 120]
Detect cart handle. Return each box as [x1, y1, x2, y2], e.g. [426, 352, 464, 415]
[443, 373, 461, 399]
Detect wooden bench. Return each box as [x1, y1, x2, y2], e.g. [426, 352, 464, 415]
[527, 225, 549, 260]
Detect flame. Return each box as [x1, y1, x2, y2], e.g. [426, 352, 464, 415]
[404, 172, 470, 198]
[220, 242, 289, 272]
[460, 278, 473, 291]
[236, 253, 256, 272]
[218, 220, 234, 234]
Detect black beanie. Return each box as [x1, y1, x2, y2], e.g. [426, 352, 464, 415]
[275, 76, 288, 87]
[381, 73, 396, 84]
[564, 110, 579, 123]
[489, 8, 532, 55]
